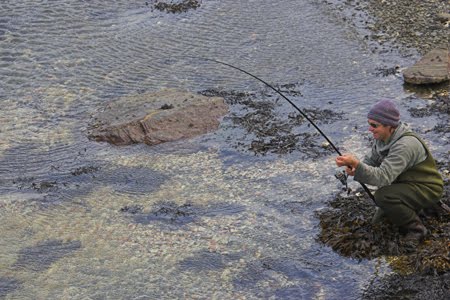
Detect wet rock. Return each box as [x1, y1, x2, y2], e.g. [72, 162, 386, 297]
[120, 205, 143, 214]
[13, 239, 81, 272]
[88, 89, 228, 146]
[363, 272, 450, 300]
[408, 91, 450, 118]
[403, 48, 449, 85]
[129, 201, 245, 227]
[152, 0, 201, 14]
[70, 166, 99, 176]
[31, 181, 57, 192]
[133, 202, 197, 226]
[375, 65, 401, 77]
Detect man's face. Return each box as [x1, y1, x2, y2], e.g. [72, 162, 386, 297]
[368, 119, 393, 142]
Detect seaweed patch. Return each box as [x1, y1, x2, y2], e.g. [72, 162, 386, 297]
[316, 186, 450, 275]
[200, 88, 344, 157]
[150, 0, 202, 14]
[124, 201, 246, 227]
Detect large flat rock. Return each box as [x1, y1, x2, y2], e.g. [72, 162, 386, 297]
[88, 89, 228, 146]
[403, 48, 449, 85]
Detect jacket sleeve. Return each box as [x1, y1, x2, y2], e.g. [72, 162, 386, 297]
[354, 137, 425, 187]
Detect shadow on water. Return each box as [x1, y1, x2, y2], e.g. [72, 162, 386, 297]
[0, 143, 169, 206]
[232, 256, 337, 299]
[12, 239, 82, 272]
[0, 277, 21, 299]
[178, 250, 241, 271]
[2, 240, 82, 297]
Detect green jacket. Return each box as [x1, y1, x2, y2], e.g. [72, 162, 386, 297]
[354, 122, 442, 191]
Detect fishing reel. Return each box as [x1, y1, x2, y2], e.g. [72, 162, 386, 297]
[334, 170, 350, 194]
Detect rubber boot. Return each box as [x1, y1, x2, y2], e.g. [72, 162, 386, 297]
[371, 207, 386, 224]
[402, 214, 427, 242]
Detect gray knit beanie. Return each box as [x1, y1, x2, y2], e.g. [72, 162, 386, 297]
[367, 99, 400, 127]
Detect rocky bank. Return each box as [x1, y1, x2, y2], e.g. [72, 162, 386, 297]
[324, 0, 449, 55]
[318, 1, 449, 299]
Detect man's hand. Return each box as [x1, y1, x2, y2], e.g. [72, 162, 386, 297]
[335, 154, 359, 176]
[345, 166, 355, 176]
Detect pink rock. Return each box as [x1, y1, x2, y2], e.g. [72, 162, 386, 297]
[403, 48, 449, 85]
[88, 89, 228, 146]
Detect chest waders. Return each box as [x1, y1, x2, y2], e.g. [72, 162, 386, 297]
[374, 132, 445, 226]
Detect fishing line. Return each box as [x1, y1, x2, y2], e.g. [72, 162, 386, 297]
[192, 56, 375, 201]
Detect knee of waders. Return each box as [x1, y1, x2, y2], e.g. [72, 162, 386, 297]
[373, 187, 390, 207]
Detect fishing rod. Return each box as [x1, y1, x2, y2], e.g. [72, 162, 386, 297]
[194, 57, 375, 201]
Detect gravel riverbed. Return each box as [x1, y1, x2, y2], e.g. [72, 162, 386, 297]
[324, 0, 449, 55]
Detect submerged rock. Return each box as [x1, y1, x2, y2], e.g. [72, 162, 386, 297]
[88, 89, 228, 146]
[403, 48, 449, 85]
[152, 0, 202, 13]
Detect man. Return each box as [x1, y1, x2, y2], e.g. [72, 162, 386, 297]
[335, 99, 443, 241]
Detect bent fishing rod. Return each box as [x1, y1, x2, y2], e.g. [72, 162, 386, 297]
[194, 57, 375, 201]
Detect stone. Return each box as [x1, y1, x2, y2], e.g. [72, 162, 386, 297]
[403, 48, 449, 85]
[88, 89, 228, 146]
[436, 13, 450, 23]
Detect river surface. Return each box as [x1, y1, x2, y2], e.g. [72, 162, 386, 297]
[0, 0, 448, 299]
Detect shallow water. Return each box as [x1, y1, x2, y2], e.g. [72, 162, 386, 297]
[0, 0, 448, 299]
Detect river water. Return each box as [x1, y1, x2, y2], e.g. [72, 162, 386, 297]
[0, 0, 448, 299]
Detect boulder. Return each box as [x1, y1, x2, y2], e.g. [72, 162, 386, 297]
[403, 48, 449, 85]
[88, 89, 228, 146]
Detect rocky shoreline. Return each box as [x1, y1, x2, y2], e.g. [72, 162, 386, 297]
[317, 1, 449, 299]
[354, 0, 448, 55]
[324, 0, 449, 56]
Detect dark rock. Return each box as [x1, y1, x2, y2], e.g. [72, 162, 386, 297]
[153, 0, 201, 14]
[120, 205, 143, 214]
[362, 272, 450, 300]
[130, 201, 245, 228]
[70, 166, 99, 176]
[88, 89, 228, 146]
[403, 48, 449, 85]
